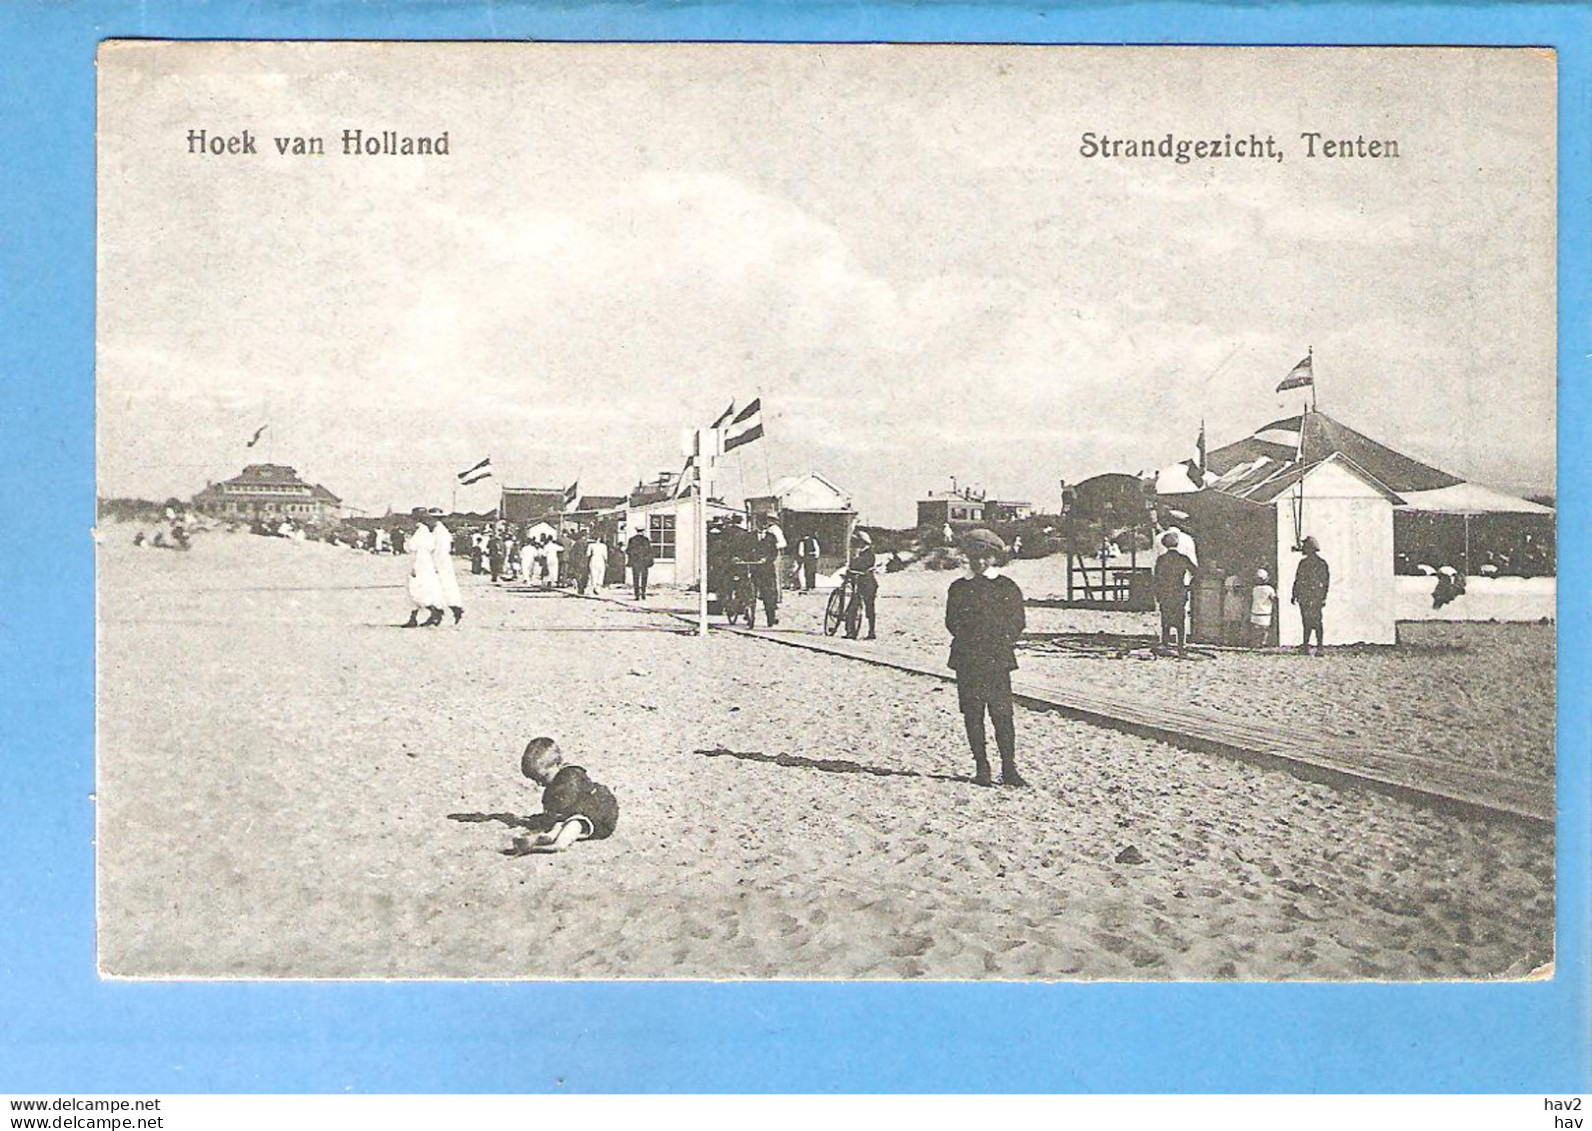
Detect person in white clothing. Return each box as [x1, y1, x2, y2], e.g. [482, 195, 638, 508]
[540, 537, 562, 588]
[518, 536, 537, 584]
[431, 514, 465, 624]
[585, 537, 609, 596]
[404, 513, 445, 627]
[1248, 568, 1277, 648]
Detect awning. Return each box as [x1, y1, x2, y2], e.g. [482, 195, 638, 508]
[1397, 482, 1553, 516]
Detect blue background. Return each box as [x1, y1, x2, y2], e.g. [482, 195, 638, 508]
[1, 0, 1586, 1094]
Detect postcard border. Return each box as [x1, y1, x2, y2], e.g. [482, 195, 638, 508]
[1, 0, 1586, 1093]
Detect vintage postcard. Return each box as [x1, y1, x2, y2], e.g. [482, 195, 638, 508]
[96, 42, 1556, 980]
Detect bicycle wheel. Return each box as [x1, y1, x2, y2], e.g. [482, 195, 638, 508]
[823, 586, 847, 636]
[740, 582, 757, 628]
[845, 592, 864, 638]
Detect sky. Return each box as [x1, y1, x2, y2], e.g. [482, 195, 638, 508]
[97, 44, 1557, 526]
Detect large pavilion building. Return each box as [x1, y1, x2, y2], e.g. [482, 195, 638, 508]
[192, 464, 342, 522]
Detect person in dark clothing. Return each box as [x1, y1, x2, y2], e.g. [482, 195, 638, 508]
[391, 526, 406, 556]
[1292, 535, 1331, 654]
[487, 529, 505, 582]
[1152, 531, 1195, 656]
[568, 531, 590, 594]
[946, 528, 1027, 787]
[844, 529, 879, 639]
[755, 519, 782, 626]
[505, 736, 620, 854]
[795, 534, 821, 591]
[626, 529, 655, 601]
[714, 515, 759, 612]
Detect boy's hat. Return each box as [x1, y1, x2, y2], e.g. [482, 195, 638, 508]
[1161, 531, 1181, 548]
[1255, 568, 1269, 582]
[852, 528, 872, 544]
[963, 528, 1006, 555]
[1301, 535, 1320, 551]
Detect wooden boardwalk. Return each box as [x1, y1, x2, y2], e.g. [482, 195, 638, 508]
[587, 592, 1554, 827]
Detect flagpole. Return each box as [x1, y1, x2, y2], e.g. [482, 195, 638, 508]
[1308, 345, 1317, 413]
[697, 430, 710, 638]
[756, 386, 773, 495]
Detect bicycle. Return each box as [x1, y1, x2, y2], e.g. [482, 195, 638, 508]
[824, 571, 865, 637]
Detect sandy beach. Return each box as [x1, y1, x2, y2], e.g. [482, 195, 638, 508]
[790, 559, 1557, 783]
[97, 532, 1554, 980]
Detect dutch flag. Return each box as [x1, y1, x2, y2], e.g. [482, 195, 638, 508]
[457, 456, 493, 485]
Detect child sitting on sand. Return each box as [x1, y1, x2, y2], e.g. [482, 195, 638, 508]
[505, 737, 619, 855]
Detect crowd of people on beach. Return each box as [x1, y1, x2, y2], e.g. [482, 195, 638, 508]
[395, 510, 674, 628]
[128, 507, 192, 551]
[1396, 531, 1553, 579]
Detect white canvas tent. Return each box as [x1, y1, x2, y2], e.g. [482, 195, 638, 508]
[1175, 452, 1401, 646]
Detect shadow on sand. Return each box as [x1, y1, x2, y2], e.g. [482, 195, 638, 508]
[447, 811, 560, 833]
[696, 745, 972, 785]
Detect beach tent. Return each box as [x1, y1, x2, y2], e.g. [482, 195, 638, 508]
[1173, 452, 1402, 646]
[1157, 411, 1553, 574]
[1162, 411, 1550, 511]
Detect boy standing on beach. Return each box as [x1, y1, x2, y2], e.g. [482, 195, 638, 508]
[945, 529, 1027, 788]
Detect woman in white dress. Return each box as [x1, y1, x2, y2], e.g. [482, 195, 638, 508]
[431, 516, 465, 624]
[541, 537, 562, 588]
[585, 537, 609, 595]
[404, 515, 445, 627]
[519, 536, 538, 586]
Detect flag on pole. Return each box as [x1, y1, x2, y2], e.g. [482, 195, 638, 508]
[562, 480, 580, 509]
[1275, 354, 1314, 393]
[246, 424, 268, 448]
[671, 455, 696, 498]
[722, 398, 764, 452]
[457, 456, 493, 485]
[711, 401, 737, 430]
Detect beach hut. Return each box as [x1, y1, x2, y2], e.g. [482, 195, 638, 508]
[622, 492, 742, 589]
[745, 473, 858, 579]
[1176, 452, 1402, 646]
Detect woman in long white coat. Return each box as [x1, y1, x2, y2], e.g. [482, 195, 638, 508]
[585, 537, 609, 595]
[431, 518, 465, 623]
[519, 537, 538, 586]
[404, 519, 445, 627]
[541, 538, 562, 588]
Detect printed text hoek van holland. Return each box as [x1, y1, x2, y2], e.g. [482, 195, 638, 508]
[1078, 132, 1399, 162]
[185, 129, 450, 156]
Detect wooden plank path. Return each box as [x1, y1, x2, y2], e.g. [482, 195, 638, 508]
[587, 592, 1555, 827]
